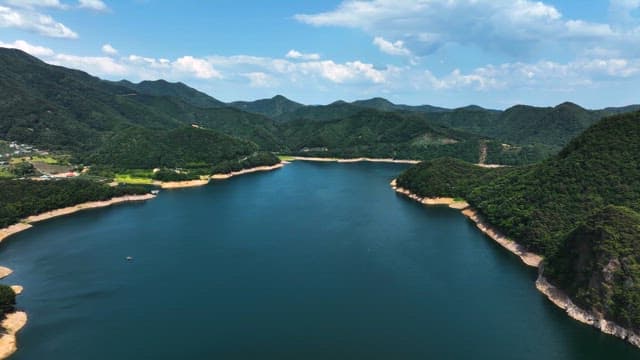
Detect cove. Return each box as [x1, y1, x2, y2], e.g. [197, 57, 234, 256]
[1, 162, 638, 359]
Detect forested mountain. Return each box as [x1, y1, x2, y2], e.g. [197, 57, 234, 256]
[280, 109, 483, 162]
[351, 97, 450, 113]
[116, 79, 226, 108]
[229, 95, 304, 118]
[1, 47, 639, 169]
[0, 48, 281, 171]
[397, 111, 640, 331]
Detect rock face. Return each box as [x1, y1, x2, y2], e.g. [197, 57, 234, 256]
[543, 206, 640, 338]
[537, 274, 640, 348]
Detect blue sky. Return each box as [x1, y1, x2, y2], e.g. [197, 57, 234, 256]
[1, 0, 639, 108]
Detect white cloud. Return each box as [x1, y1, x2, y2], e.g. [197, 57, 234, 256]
[0, 39, 54, 56]
[78, 0, 107, 11]
[373, 37, 411, 57]
[285, 49, 321, 60]
[4, 0, 67, 9]
[242, 72, 274, 87]
[296, 0, 640, 58]
[4, 39, 640, 108]
[50, 53, 128, 75]
[0, 5, 78, 38]
[172, 56, 222, 79]
[101, 43, 117, 55]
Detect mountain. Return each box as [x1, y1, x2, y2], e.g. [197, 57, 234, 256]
[273, 101, 366, 123]
[397, 110, 640, 331]
[0, 47, 281, 172]
[2, 46, 639, 169]
[229, 95, 304, 118]
[351, 97, 449, 113]
[280, 108, 484, 162]
[116, 79, 226, 108]
[545, 205, 640, 333]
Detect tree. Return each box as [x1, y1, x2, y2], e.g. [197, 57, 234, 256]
[0, 285, 16, 314]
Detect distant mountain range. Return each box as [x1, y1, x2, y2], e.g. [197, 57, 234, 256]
[1, 47, 638, 169]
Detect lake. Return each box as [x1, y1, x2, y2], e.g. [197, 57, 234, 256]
[1, 162, 638, 359]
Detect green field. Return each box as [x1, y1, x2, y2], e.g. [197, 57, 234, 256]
[114, 170, 155, 185]
[0, 167, 13, 179]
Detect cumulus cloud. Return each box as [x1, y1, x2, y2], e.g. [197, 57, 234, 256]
[4, 39, 640, 107]
[0, 39, 54, 56]
[101, 43, 117, 55]
[172, 56, 222, 79]
[373, 37, 411, 57]
[285, 49, 321, 60]
[295, 0, 640, 58]
[50, 53, 128, 75]
[0, 5, 78, 38]
[242, 72, 274, 87]
[78, 0, 107, 11]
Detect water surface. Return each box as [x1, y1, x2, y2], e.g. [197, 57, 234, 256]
[1, 162, 638, 359]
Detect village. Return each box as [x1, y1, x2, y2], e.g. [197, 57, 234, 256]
[0, 141, 79, 179]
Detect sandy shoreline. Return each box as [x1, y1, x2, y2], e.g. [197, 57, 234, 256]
[391, 179, 542, 267]
[159, 179, 210, 189]
[0, 312, 27, 360]
[391, 178, 640, 349]
[211, 162, 286, 180]
[291, 156, 420, 164]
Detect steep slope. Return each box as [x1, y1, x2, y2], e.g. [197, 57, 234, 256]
[0, 48, 282, 169]
[0, 48, 180, 151]
[545, 206, 640, 333]
[399, 110, 640, 254]
[397, 110, 640, 333]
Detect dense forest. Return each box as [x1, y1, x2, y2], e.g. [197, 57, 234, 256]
[0, 180, 151, 228]
[397, 111, 640, 330]
[2, 47, 639, 170]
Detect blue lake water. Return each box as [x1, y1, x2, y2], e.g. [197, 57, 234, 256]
[1, 162, 638, 359]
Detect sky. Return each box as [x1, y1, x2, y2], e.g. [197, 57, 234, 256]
[0, 0, 639, 108]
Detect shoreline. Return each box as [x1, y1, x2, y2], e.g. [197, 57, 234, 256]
[159, 179, 210, 189]
[291, 156, 420, 164]
[0, 312, 27, 360]
[390, 178, 640, 349]
[0, 193, 155, 359]
[156, 163, 287, 188]
[391, 179, 540, 267]
[536, 272, 640, 347]
[210, 162, 286, 180]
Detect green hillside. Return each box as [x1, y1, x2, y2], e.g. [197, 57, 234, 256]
[229, 95, 304, 118]
[84, 126, 258, 170]
[0, 48, 281, 171]
[280, 109, 484, 162]
[116, 79, 226, 108]
[545, 206, 640, 333]
[397, 111, 640, 330]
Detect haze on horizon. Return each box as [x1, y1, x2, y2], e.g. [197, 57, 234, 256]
[0, 0, 638, 109]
